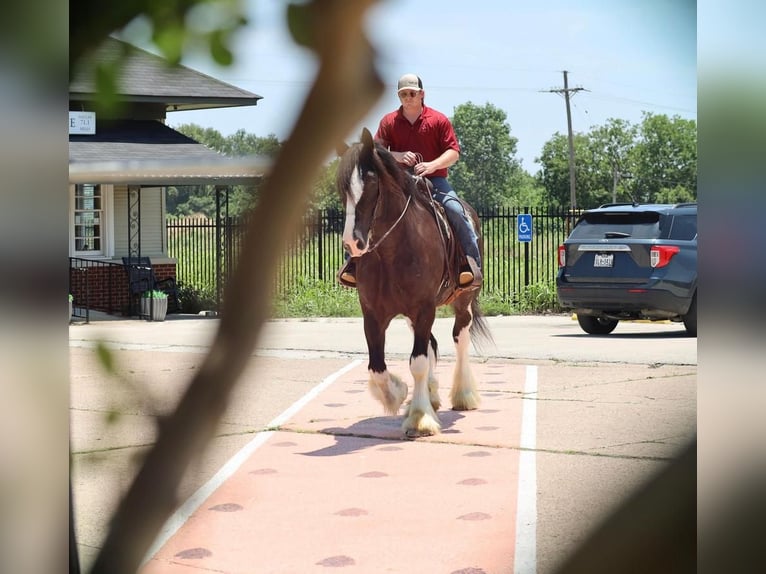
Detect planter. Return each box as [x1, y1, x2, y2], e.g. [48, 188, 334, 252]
[140, 297, 168, 321]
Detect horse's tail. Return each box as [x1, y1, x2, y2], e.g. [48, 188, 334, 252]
[469, 297, 494, 354]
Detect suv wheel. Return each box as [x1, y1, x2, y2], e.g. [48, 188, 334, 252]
[577, 314, 619, 335]
[683, 293, 697, 337]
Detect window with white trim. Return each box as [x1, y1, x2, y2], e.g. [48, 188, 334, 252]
[74, 183, 104, 254]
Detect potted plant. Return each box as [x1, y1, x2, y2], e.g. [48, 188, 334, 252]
[140, 289, 168, 321]
[68, 293, 73, 322]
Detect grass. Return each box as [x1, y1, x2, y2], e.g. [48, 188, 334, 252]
[271, 278, 361, 317]
[266, 278, 562, 319]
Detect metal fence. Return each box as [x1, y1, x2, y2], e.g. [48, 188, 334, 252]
[167, 207, 577, 306]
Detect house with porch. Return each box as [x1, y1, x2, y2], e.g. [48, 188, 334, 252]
[69, 37, 266, 319]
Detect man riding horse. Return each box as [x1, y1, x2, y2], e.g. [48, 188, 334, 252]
[339, 73, 483, 290]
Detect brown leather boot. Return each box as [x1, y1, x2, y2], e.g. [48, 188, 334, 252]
[338, 259, 357, 288]
[459, 256, 483, 288]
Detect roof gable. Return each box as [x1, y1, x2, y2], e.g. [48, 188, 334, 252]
[70, 37, 262, 112]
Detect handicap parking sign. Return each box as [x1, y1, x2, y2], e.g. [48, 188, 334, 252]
[517, 213, 533, 242]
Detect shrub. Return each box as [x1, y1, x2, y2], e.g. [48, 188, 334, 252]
[515, 281, 561, 313]
[177, 282, 217, 314]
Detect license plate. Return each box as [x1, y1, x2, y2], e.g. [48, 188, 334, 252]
[593, 253, 614, 268]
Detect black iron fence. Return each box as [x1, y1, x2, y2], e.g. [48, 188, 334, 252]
[167, 207, 577, 307]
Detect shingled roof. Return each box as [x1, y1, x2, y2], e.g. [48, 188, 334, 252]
[69, 37, 262, 112]
[69, 38, 269, 183]
[69, 119, 270, 185]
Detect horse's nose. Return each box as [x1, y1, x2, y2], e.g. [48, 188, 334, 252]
[342, 211, 368, 256]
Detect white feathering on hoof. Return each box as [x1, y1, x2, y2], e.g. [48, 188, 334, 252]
[450, 321, 481, 410]
[402, 355, 441, 437]
[368, 370, 407, 415]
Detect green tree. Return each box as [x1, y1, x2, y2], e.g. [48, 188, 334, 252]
[513, 170, 546, 208]
[450, 102, 522, 208]
[175, 123, 282, 158]
[587, 118, 638, 204]
[220, 128, 282, 156]
[170, 124, 284, 217]
[536, 132, 603, 209]
[538, 113, 697, 209]
[632, 112, 697, 203]
[174, 124, 228, 151]
[310, 158, 343, 211]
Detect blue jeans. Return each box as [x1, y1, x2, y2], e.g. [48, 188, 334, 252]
[428, 177, 481, 265]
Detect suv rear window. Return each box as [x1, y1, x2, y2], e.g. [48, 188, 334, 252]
[668, 214, 697, 240]
[569, 212, 664, 240]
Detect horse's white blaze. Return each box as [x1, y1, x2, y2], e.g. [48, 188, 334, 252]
[368, 369, 407, 415]
[451, 312, 480, 410]
[342, 168, 367, 257]
[403, 354, 441, 436]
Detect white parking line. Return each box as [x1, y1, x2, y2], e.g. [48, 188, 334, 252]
[515, 365, 538, 574]
[142, 358, 363, 564]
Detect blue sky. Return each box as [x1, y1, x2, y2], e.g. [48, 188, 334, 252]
[125, 0, 696, 173]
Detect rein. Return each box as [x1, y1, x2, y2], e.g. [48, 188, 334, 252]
[367, 192, 412, 253]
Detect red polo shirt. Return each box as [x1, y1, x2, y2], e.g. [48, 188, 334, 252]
[374, 105, 460, 178]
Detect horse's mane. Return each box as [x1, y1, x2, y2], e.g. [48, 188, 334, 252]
[336, 138, 430, 210]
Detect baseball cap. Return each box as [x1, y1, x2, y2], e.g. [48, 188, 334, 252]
[397, 73, 423, 92]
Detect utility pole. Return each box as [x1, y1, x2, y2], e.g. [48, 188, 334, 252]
[546, 71, 587, 211]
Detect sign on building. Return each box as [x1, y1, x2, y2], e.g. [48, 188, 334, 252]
[69, 111, 96, 135]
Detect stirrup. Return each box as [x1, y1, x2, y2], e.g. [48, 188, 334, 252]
[337, 259, 357, 288]
[459, 256, 482, 289]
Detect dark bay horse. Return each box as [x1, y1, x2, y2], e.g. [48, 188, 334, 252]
[336, 127, 493, 438]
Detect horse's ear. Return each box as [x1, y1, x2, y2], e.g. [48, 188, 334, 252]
[361, 127, 373, 149]
[336, 142, 349, 158]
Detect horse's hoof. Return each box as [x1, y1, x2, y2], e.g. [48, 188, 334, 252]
[404, 428, 435, 439]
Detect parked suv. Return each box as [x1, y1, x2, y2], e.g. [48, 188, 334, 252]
[556, 202, 697, 336]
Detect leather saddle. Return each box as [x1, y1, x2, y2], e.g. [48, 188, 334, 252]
[412, 177, 474, 303]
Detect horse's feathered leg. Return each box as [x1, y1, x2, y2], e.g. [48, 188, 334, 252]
[364, 313, 407, 415]
[404, 319, 440, 412]
[451, 300, 481, 411]
[402, 313, 441, 438]
[427, 334, 441, 411]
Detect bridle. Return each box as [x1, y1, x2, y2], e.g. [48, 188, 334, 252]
[365, 188, 412, 254]
[364, 171, 413, 254]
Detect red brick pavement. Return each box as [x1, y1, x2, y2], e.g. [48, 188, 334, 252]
[141, 359, 529, 574]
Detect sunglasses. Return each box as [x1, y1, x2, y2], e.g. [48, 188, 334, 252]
[399, 90, 421, 99]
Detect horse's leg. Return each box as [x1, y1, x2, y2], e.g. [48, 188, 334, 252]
[427, 334, 441, 411]
[364, 313, 407, 415]
[404, 318, 441, 411]
[450, 298, 481, 410]
[402, 310, 441, 438]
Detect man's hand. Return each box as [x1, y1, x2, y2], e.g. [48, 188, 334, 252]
[396, 150, 419, 166]
[414, 161, 436, 176]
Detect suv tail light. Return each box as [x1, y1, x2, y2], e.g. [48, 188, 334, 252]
[557, 244, 566, 267]
[650, 245, 680, 268]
